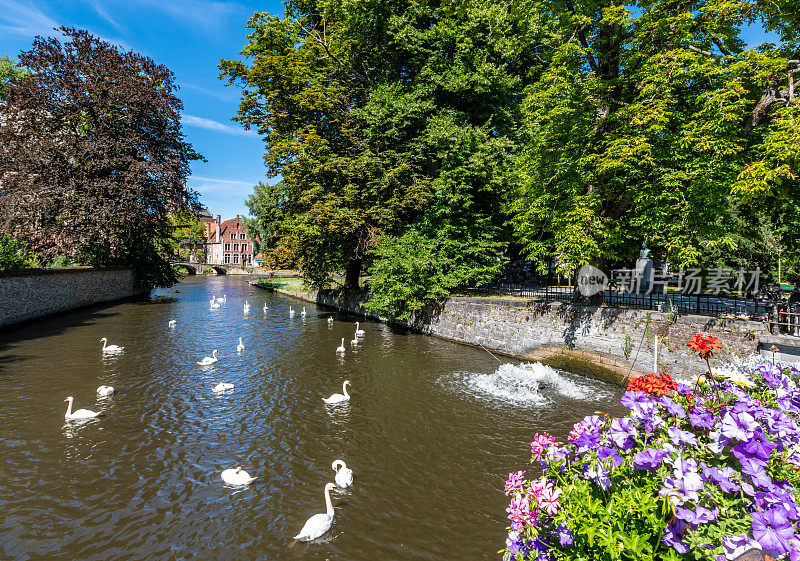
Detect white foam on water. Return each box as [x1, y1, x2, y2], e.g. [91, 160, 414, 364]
[440, 362, 613, 407]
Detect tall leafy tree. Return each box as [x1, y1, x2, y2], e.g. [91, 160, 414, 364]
[509, 0, 800, 278]
[0, 56, 28, 102]
[0, 28, 201, 287]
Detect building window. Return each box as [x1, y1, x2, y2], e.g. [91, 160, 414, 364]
[241, 254, 247, 264]
[224, 254, 230, 264]
[233, 243, 239, 251]
[241, 244, 247, 252]
[233, 254, 239, 264]
[230, 232, 236, 239]
[224, 243, 230, 251]
[240, 233, 246, 240]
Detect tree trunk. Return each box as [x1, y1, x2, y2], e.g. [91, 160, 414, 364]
[344, 258, 361, 289]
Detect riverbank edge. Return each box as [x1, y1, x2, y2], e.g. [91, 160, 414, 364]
[0, 268, 147, 328]
[255, 283, 800, 385]
[255, 285, 646, 386]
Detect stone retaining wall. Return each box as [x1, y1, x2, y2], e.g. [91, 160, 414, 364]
[260, 285, 791, 385]
[0, 268, 141, 328]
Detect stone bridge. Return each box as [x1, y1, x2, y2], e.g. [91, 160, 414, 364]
[172, 262, 252, 275]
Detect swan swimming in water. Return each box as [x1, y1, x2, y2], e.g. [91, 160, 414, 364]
[355, 322, 365, 337]
[213, 382, 234, 393]
[100, 338, 124, 354]
[217, 294, 227, 303]
[221, 466, 256, 486]
[350, 332, 358, 346]
[332, 460, 353, 488]
[236, 337, 244, 352]
[210, 301, 220, 309]
[323, 380, 350, 404]
[209, 297, 216, 306]
[301, 306, 307, 317]
[327, 316, 333, 324]
[336, 338, 345, 354]
[293, 482, 336, 541]
[64, 396, 100, 421]
[197, 350, 219, 366]
[243, 301, 250, 315]
[168, 320, 176, 327]
[263, 303, 268, 314]
[96, 385, 114, 397]
[289, 306, 295, 317]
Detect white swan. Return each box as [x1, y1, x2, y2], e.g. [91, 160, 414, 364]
[293, 482, 336, 541]
[263, 303, 268, 314]
[350, 332, 358, 346]
[209, 297, 216, 306]
[332, 460, 353, 488]
[323, 380, 350, 404]
[197, 350, 219, 366]
[96, 385, 114, 397]
[168, 320, 176, 327]
[289, 306, 295, 317]
[218, 294, 227, 303]
[236, 337, 245, 352]
[355, 322, 365, 337]
[301, 306, 307, 317]
[64, 396, 100, 421]
[210, 301, 220, 309]
[100, 338, 124, 354]
[243, 301, 250, 315]
[213, 382, 234, 393]
[327, 316, 333, 324]
[221, 466, 256, 486]
[336, 338, 345, 354]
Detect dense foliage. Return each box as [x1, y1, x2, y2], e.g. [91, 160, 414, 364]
[227, 0, 798, 316]
[502, 344, 800, 560]
[0, 56, 27, 102]
[0, 28, 201, 288]
[0, 235, 35, 272]
[166, 211, 206, 261]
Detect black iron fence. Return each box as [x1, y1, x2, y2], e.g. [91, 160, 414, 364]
[460, 284, 800, 330]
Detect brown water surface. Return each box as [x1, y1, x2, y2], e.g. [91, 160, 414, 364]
[0, 276, 625, 560]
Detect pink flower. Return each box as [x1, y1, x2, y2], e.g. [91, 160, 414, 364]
[506, 492, 536, 529]
[531, 433, 556, 460]
[504, 471, 526, 496]
[569, 421, 594, 441]
[527, 478, 562, 515]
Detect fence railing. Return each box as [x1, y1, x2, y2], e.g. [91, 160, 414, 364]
[461, 284, 773, 319]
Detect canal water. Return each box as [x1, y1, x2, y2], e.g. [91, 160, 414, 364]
[0, 276, 625, 560]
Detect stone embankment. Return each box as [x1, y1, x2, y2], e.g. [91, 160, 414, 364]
[0, 268, 143, 328]
[258, 284, 797, 385]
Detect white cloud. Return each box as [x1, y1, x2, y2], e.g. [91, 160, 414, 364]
[180, 82, 239, 102]
[188, 174, 257, 196]
[83, 0, 125, 33]
[181, 114, 257, 137]
[0, 1, 60, 37]
[130, 0, 241, 32]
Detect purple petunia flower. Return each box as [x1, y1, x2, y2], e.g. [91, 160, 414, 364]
[720, 410, 759, 442]
[659, 395, 687, 418]
[506, 531, 528, 556]
[689, 407, 716, 429]
[676, 382, 692, 395]
[609, 417, 637, 451]
[620, 390, 651, 409]
[751, 508, 796, 556]
[667, 427, 698, 448]
[598, 446, 623, 468]
[732, 429, 777, 465]
[584, 463, 611, 490]
[739, 456, 773, 488]
[633, 448, 668, 471]
[703, 465, 740, 493]
[662, 518, 689, 554]
[676, 505, 717, 525]
[721, 534, 762, 560]
[557, 524, 573, 546]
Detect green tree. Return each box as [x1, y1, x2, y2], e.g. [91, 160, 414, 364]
[0, 56, 27, 101]
[222, 1, 541, 315]
[509, 0, 800, 278]
[167, 211, 205, 261]
[244, 181, 288, 255]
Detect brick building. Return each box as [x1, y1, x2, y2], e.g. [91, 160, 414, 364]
[203, 214, 256, 266]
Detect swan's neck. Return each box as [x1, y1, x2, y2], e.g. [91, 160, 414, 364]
[65, 398, 73, 417]
[324, 486, 334, 517]
[213, 350, 217, 358]
[342, 382, 349, 397]
[356, 322, 360, 329]
[101, 339, 106, 349]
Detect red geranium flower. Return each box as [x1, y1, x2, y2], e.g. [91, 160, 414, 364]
[686, 334, 723, 359]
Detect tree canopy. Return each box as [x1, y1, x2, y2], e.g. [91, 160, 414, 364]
[0, 28, 201, 287]
[225, 0, 798, 316]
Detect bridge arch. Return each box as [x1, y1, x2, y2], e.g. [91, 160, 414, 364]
[173, 263, 197, 275]
[211, 266, 227, 275]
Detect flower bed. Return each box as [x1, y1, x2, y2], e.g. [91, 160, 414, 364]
[502, 336, 800, 561]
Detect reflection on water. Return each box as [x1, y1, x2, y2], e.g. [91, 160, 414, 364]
[0, 276, 625, 560]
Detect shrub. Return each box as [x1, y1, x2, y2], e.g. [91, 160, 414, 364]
[502, 337, 800, 561]
[0, 235, 33, 272]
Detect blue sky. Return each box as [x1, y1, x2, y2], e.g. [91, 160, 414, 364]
[0, 0, 285, 220]
[0, 2, 776, 220]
